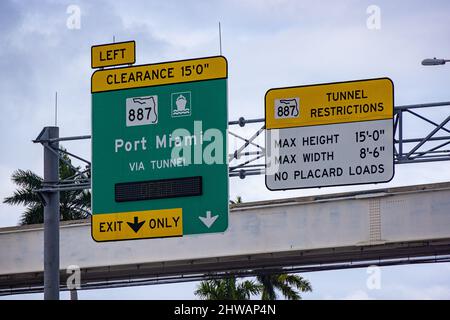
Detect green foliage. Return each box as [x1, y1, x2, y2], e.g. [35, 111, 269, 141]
[195, 273, 312, 300]
[257, 273, 312, 300]
[3, 149, 91, 225]
[201, 195, 313, 300]
[229, 196, 242, 205]
[194, 277, 261, 300]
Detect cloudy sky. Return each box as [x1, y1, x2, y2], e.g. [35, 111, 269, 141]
[1, 0, 450, 299]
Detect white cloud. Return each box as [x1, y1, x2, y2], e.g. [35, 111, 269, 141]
[1, 0, 450, 300]
[364, 284, 450, 300]
[322, 285, 450, 300]
[342, 289, 372, 300]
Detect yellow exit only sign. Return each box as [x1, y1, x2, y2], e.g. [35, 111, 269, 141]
[91, 41, 135, 68]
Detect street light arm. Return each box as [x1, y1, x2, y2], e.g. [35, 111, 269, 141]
[422, 58, 448, 66]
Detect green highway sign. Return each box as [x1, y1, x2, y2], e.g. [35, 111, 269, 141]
[91, 54, 229, 242]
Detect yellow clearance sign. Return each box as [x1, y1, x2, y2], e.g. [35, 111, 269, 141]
[91, 208, 182, 242]
[265, 78, 394, 129]
[91, 56, 227, 93]
[91, 41, 136, 69]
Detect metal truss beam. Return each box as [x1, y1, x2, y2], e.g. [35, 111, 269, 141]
[32, 101, 450, 191]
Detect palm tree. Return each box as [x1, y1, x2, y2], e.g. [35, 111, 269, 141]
[229, 195, 242, 205]
[256, 273, 312, 300]
[195, 276, 261, 300]
[3, 151, 91, 225]
[229, 196, 312, 300]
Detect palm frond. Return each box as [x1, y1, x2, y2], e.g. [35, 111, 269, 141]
[256, 273, 312, 300]
[4, 155, 92, 225]
[236, 280, 261, 300]
[275, 281, 301, 300]
[3, 188, 42, 206]
[10, 169, 42, 189]
[279, 274, 312, 292]
[257, 274, 277, 300]
[195, 276, 261, 300]
[20, 205, 44, 225]
[71, 190, 91, 209]
[195, 280, 224, 300]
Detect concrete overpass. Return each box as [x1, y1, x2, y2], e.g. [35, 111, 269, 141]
[1, 182, 450, 295]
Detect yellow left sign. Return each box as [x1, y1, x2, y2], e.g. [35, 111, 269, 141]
[91, 41, 135, 68]
[91, 208, 183, 242]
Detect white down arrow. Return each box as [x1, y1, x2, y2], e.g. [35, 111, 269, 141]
[199, 211, 218, 228]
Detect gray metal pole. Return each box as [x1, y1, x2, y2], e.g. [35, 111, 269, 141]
[70, 289, 78, 300]
[43, 126, 60, 300]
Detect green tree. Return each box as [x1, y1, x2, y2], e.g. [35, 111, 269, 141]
[229, 195, 242, 205]
[3, 151, 91, 225]
[224, 196, 313, 300]
[195, 277, 261, 300]
[256, 273, 312, 300]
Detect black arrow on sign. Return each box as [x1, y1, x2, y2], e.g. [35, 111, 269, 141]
[127, 217, 145, 233]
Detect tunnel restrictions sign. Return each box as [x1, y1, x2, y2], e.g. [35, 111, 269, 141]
[91, 52, 228, 242]
[265, 78, 394, 190]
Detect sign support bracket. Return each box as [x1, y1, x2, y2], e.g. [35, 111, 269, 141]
[34, 126, 60, 300]
[33, 101, 450, 192]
